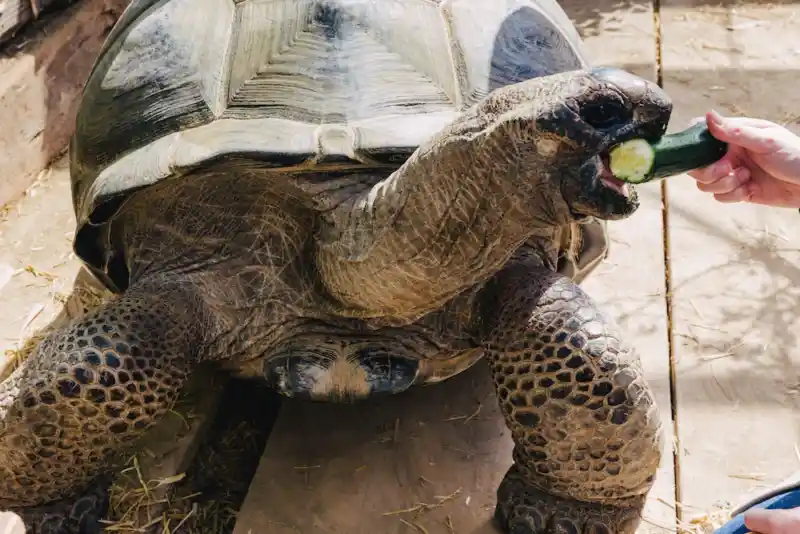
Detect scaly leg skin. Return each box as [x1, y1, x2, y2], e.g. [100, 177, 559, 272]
[0, 280, 210, 534]
[478, 261, 664, 533]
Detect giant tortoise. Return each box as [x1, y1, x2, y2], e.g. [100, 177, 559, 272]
[0, 0, 672, 531]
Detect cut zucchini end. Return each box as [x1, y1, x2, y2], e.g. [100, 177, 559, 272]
[607, 138, 655, 184]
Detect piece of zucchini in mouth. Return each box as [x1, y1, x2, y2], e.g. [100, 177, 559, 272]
[607, 121, 729, 185]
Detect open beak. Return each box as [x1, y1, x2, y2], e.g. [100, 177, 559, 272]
[598, 151, 631, 197]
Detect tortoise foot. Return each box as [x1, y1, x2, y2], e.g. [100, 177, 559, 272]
[14, 477, 110, 534]
[493, 466, 643, 534]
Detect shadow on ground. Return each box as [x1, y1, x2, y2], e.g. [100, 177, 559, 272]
[601, 182, 800, 412]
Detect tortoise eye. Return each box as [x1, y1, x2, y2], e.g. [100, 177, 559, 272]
[580, 100, 631, 130]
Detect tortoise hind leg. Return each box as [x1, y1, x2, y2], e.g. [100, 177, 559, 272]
[0, 280, 212, 533]
[477, 261, 663, 533]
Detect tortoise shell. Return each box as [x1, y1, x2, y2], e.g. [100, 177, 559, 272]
[69, 0, 590, 291]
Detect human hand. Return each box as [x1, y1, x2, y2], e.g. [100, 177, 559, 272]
[687, 110, 800, 208]
[744, 507, 800, 533]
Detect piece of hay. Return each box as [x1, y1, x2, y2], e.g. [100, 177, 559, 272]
[103, 455, 193, 533]
[681, 506, 734, 534]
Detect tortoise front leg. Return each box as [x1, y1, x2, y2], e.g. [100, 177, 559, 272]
[0, 279, 213, 534]
[477, 261, 663, 533]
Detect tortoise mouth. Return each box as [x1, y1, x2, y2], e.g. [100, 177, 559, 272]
[566, 121, 665, 221]
[591, 119, 662, 197]
[598, 151, 629, 197]
[592, 116, 667, 192]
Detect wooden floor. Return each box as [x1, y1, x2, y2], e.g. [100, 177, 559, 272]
[1, 1, 800, 533]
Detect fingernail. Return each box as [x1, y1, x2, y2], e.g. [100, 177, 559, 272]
[708, 109, 724, 125]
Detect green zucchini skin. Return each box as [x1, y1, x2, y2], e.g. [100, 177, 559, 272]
[648, 121, 729, 181]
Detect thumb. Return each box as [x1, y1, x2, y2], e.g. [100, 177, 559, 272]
[706, 110, 774, 154]
[744, 508, 800, 533]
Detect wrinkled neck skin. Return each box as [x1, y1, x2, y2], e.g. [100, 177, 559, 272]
[314, 98, 584, 324]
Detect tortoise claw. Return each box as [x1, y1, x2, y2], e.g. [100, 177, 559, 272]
[14, 476, 110, 534]
[493, 465, 640, 534]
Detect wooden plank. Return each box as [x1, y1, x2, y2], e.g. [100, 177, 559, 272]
[234, 361, 512, 534]
[661, 3, 800, 525]
[234, 1, 677, 533]
[0, 0, 129, 209]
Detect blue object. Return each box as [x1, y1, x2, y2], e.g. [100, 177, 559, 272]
[713, 487, 800, 534]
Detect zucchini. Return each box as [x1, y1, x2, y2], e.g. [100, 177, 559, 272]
[608, 121, 728, 184]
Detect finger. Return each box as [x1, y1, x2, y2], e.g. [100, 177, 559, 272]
[691, 158, 735, 184]
[709, 111, 779, 130]
[688, 112, 777, 136]
[687, 151, 735, 182]
[695, 167, 751, 194]
[687, 166, 712, 181]
[688, 115, 706, 127]
[713, 185, 752, 203]
[706, 111, 779, 154]
[744, 508, 800, 534]
[687, 169, 707, 181]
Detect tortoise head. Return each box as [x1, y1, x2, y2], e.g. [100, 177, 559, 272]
[525, 66, 672, 222]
